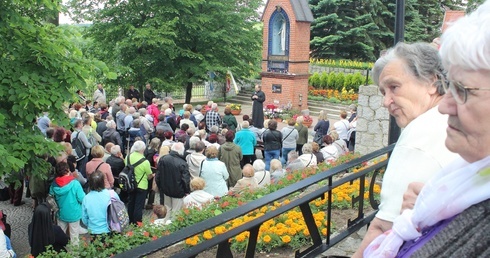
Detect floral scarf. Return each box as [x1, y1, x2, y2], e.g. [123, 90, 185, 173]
[364, 155, 490, 257]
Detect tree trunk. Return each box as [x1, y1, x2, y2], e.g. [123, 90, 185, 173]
[185, 81, 193, 104]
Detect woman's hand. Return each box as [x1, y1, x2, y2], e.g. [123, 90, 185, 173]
[401, 182, 424, 212]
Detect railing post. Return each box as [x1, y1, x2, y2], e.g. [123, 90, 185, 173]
[216, 241, 233, 258]
[299, 203, 322, 246]
[326, 176, 333, 246]
[245, 225, 260, 258]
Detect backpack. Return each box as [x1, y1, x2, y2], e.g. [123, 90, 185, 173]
[118, 156, 147, 193]
[107, 190, 129, 233]
[71, 131, 86, 162]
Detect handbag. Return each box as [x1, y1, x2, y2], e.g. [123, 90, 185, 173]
[313, 131, 323, 145]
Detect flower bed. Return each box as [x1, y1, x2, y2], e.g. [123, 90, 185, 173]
[308, 87, 358, 102]
[38, 154, 384, 257]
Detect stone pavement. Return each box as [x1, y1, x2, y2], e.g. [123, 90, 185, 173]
[0, 195, 35, 257]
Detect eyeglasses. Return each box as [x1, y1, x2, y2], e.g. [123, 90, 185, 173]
[442, 79, 490, 104]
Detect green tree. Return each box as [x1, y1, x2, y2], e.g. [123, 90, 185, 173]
[466, 0, 486, 13]
[68, 0, 263, 103]
[0, 0, 107, 178]
[310, 0, 392, 61]
[310, 0, 467, 60]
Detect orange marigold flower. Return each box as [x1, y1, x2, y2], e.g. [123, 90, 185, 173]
[203, 230, 213, 240]
[322, 228, 328, 236]
[263, 235, 272, 243]
[281, 235, 291, 243]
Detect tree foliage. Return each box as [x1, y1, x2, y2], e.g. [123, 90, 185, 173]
[310, 0, 392, 61]
[309, 0, 468, 61]
[67, 0, 263, 102]
[0, 0, 109, 179]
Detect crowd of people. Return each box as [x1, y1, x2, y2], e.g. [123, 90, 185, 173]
[19, 78, 357, 256]
[8, 2, 490, 256]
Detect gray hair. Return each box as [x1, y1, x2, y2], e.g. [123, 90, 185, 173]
[440, 2, 490, 72]
[116, 96, 125, 104]
[164, 108, 172, 116]
[372, 42, 445, 95]
[211, 103, 218, 110]
[110, 145, 121, 155]
[189, 136, 201, 149]
[138, 108, 147, 116]
[194, 140, 206, 152]
[288, 150, 299, 161]
[171, 142, 185, 156]
[131, 140, 146, 153]
[241, 120, 249, 128]
[302, 143, 313, 154]
[210, 125, 219, 133]
[127, 107, 136, 114]
[252, 159, 265, 172]
[132, 119, 140, 128]
[106, 120, 116, 128]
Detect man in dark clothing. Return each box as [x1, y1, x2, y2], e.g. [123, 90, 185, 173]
[251, 84, 266, 129]
[143, 83, 156, 104]
[348, 104, 357, 122]
[126, 85, 140, 101]
[155, 143, 190, 219]
[156, 114, 174, 133]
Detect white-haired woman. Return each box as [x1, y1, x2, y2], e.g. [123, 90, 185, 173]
[355, 41, 460, 257]
[252, 159, 270, 187]
[126, 140, 153, 224]
[298, 143, 317, 168]
[102, 120, 122, 147]
[364, 2, 490, 257]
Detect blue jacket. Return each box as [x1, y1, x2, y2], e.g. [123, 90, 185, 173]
[50, 177, 85, 223]
[200, 158, 229, 197]
[234, 128, 257, 155]
[82, 189, 117, 234]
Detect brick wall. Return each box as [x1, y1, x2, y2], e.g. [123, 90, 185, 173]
[261, 0, 311, 110]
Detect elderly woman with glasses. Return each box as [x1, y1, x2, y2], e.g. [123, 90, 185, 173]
[354, 43, 460, 256]
[363, 2, 490, 257]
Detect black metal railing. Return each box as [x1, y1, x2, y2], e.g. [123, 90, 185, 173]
[115, 144, 394, 258]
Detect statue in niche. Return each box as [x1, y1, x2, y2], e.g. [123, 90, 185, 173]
[271, 12, 287, 56]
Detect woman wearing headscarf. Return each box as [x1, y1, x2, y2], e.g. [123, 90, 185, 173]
[28, 203, 68, 257]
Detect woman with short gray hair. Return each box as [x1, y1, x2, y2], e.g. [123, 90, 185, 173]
[298, 143, 317, 168]
[354, 42, 459, 257]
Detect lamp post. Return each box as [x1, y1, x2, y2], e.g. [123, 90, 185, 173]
[388, 0, 405, 145]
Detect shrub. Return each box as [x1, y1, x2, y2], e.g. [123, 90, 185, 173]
[309, 72, 321, 88]
[319, 71, 329, 89]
